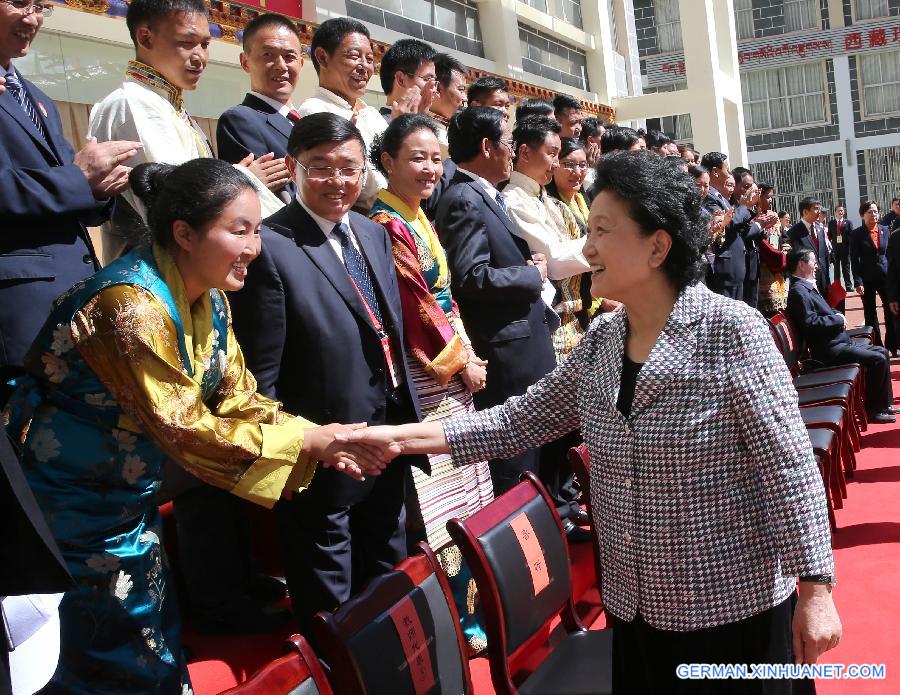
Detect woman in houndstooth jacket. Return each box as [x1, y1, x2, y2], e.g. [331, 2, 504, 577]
[345, 150, 840, 693]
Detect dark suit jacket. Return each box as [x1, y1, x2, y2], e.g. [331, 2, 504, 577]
[702, 188, 755, 289]
[216, 93, 296, 199]
[435, 170, 556, 409]
[787, 220, 831, 294]
[0, 72, 106, 370]
[828, 218, 852, 257]
[887, 229, 900, 305]
[849, 223, 890, 288]
[423, 158, 457, 221]
[786, 278, 852, 363]
[228, 202, 425, 494]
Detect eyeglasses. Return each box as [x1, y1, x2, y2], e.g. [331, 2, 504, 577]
[497, 138, 515, 152]
[296, 161, 365, 182]
[561, 161, 589, 172]
[404, 71, 436, 84]
[2, 0, 53, 14]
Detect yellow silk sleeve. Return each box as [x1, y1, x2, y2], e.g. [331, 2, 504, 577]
[71, 284, 317, 508]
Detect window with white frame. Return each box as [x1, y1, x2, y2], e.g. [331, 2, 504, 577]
[524, 0, 582, 28]
[741, 62, 828, 131]
[735, 0, 755, 40]
[519, 24, 590, 91]
[855, 0, 891, 21]
[753, 155, 839, 218]
[783, 0, 819, 33]
[859, 50, 900, 117]
[863, 146, 900, 212]
[654, 0, 683, 52]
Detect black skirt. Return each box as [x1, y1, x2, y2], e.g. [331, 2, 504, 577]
[609, 594, 817, 695]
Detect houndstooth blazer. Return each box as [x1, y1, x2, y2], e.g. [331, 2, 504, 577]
[443, 282, 834, 631]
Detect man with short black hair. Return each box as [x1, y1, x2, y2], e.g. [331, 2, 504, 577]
[502, 114, 592, 539]
[429, 52, 467, 155]
[90, 0, 283, 261]
[436, 107, 556, 497]
[377, 38, 436, 123]
[216, 12, 303, 203]
[787, 196, 832, 295]
[828, 205, 854, 291]
[467, 76, 510, 117]
[552, 93, 582, 138]
[645, 129, 675, 156]
[881, 197, 900, 232]
[296, 17, 386, 210]
[787, 248, 896, 423]
[515, 97, 553, 123]
[230, 113, 423, 632]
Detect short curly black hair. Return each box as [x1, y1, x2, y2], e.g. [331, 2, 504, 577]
[592, 150, 708, 291]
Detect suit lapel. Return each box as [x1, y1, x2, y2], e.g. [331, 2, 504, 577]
[629, 285, 702, 419]
[243, 93, 294, 141]
[459, 175, 532, 261]
[0, 87, 58, 162]
[285, 202, 374, 327]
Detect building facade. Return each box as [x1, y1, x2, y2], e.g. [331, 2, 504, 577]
[636, 0, 900, 223]
[21, 0, 625, 155]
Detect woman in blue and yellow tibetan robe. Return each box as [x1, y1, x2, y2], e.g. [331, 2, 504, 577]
[4, 160, 377, 695]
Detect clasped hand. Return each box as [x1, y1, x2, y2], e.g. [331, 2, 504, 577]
[301, 423, 394, 482]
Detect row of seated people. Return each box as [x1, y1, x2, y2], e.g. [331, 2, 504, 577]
[770, 248, 896, 528]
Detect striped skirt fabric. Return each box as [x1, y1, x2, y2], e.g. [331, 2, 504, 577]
[407, 356, 494, 550]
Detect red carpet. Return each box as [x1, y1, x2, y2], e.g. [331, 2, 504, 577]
[184, 312, 900, 693]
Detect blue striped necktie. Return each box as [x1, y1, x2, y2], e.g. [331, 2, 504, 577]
[4, 72, 47, 140]
[332, 223, 383, 325]
[494, 191, 512, 221]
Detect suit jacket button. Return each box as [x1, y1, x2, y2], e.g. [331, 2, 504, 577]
[82, 254, 93, 264]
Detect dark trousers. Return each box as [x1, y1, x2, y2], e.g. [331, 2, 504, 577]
[277, 455, 408, 635]
[860, 280, 897, 351]
[169, 482, 253, 613]
[538, 430, 582, 520]
[610, 594, 815, 695]
[744, 275, 759, 308]
[833, 253, 852, 288]
[489, 448, 540, 497]
[715, 282, 743, 300]
[825, 342, 894, 415]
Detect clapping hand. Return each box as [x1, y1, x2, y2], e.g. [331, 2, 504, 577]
[240, 152, 292, 192]
[756, 210, 779, 230]
[302, 423, 390, 482]
[74, 137, 143, 199]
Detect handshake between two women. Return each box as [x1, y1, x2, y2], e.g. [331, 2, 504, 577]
[302, 421, 447, 481]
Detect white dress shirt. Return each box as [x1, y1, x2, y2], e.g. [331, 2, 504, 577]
[296, 86, 387, 210]
[295, 196, 358, 263]
[502, 171, 590, 281]
[248, 90, 294, 118]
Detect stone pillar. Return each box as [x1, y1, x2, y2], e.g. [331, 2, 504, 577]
[582, 0, 620, 105]
[474, 0, 526, 81]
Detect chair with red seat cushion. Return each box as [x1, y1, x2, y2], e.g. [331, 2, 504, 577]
[312, 542, 472, 695]
[220, 634, 334, 695]
[806, 428, 840, 531]
[447, 471, 612, 695]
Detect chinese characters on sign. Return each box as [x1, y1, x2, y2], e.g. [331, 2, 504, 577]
[509, 512, 551, 595]
[643, 20, 900, 86]
[389, 595, 436, 695]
